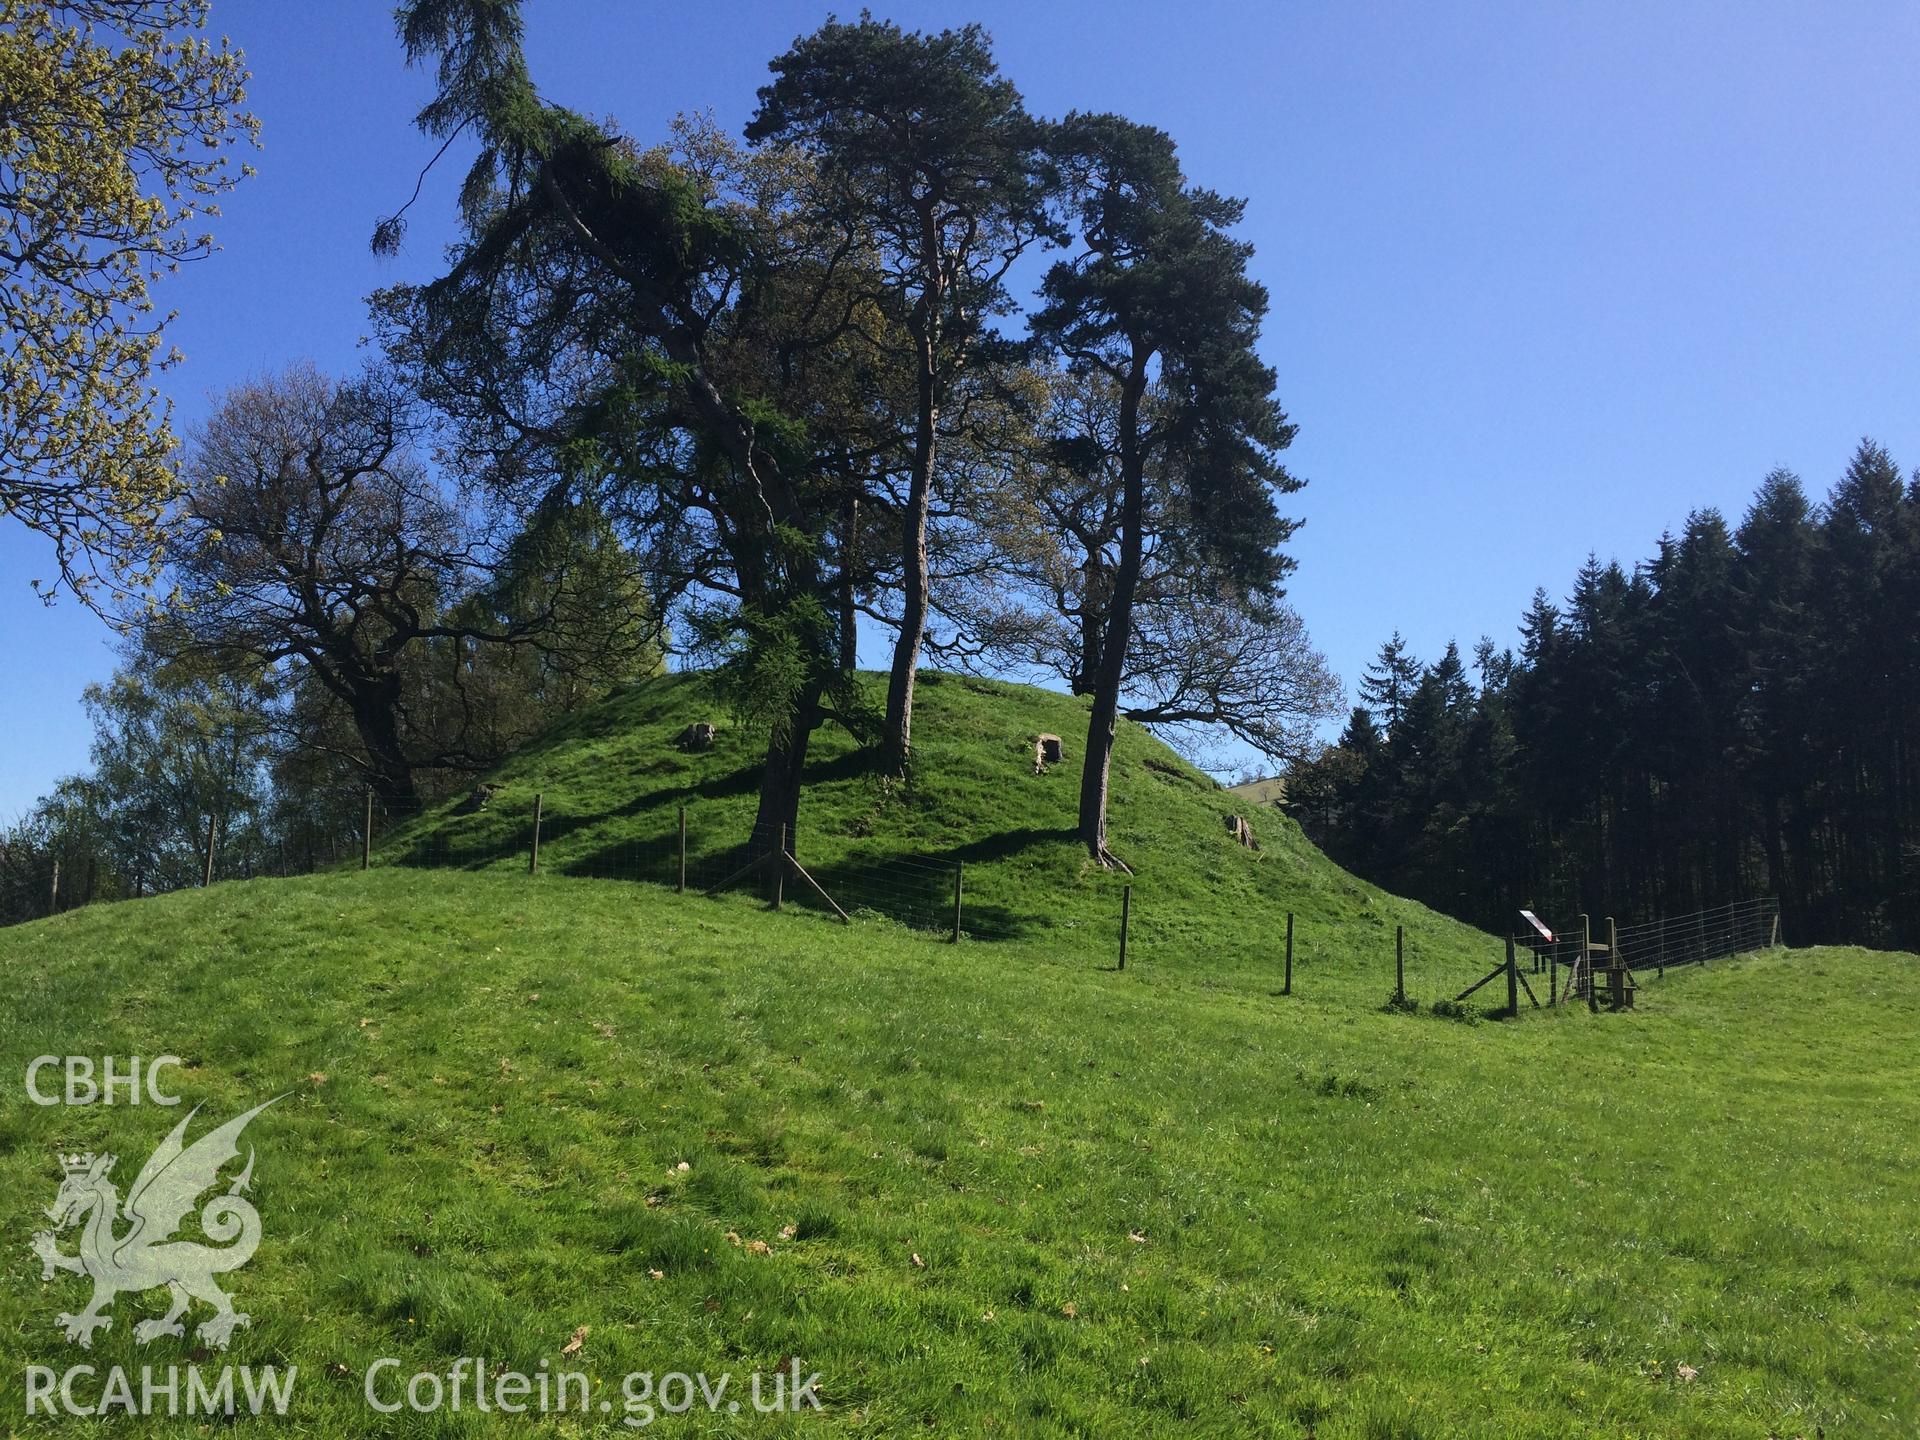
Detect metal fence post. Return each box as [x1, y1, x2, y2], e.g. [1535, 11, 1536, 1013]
[529, 792, 543, 875]
[1118, 885, 1132, 970]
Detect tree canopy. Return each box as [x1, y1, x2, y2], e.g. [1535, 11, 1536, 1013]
[5, 2, 1327, 909]
[0, 0, 256, 601]
[1290, 441, 1920, 951]
[747, 15, 1052, 769]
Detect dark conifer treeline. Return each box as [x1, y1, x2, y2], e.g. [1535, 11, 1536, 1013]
[1288, 440, 1920, 949]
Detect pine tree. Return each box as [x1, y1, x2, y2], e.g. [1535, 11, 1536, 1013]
[1732, 471, 1818, 926]
[1030, 113, 1298, 863]
[1359, 632, 1419, 730]
[1814, 441, 1909, 939]
[747, 18, 1051, 770]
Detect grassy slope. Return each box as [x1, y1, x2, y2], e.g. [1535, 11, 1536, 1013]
[1, 873, 1914, 1438]
[380, 672, 1499, 1008]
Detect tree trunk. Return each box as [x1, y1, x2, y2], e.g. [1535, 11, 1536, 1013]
[1078, 358, 1150, 862]
[750, 679, 824, 893]
[840, 493, 859, 675]
[348, 681, 420, 815]
[687, 390, 843, 890]
[883, 276, 943, 771]
[1073, 574, 1105, 697]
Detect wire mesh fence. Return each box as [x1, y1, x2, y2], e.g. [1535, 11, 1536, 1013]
[354, 791, 966, 937]
[1508, 897, 1782, 1006]
[15, 777, 1791, 1023]
[1613, 897, 1782, 975]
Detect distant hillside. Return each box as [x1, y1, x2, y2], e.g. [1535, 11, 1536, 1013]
[380, 670, 1499, 999]
[1228, 774, 1289, 808]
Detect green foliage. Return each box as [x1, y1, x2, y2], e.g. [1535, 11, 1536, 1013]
[1035, 112, 1300, 596]
[0, 0, 257, 601]
[700, 595, 837, 751]
[745, 13, 1052, 339]
[382, 0, 899, 844]
[469, 493, 665, 708]
[0, 646, 275, 919]
[731, 393, 812, 475]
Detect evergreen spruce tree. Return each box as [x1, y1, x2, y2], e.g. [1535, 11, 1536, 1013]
[1358, 632, 1419, 730]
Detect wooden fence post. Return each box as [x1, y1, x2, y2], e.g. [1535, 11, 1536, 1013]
[49, 859, 60, 917]
[1506, 935, 1518, 1018]
[1549, 937, 1558, 1006]
[528, 792, 543, 875]
[1283, 911, 1294, 996]
[677, 806, 687, 893]
[951, 862, 963, 944]
[362, 787, 373, 871]
[1605, 915, 1628, 1010]
[203, 814, 217, 887]
[1584, 911, 1599, 1013]
[1395, 924, 1405, 1004]
[1118, 885, 1132, 970]
[773, 824, 786, 911]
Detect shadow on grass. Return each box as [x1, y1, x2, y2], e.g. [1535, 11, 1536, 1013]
[785, 826, 1076, 941]
[374, 735, 1082, 943]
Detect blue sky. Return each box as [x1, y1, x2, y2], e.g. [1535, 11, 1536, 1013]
[4, 0, 1918, 814]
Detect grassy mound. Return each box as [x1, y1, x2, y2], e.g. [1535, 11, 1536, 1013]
[380, 671, 1500, 1007]
[1, 873, 1914, 1437]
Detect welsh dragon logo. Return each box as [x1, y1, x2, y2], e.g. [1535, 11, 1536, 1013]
[31, 1098, 280, 1350]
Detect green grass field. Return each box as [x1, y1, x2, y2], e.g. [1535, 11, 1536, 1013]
[1, 676, 1914, 1436]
